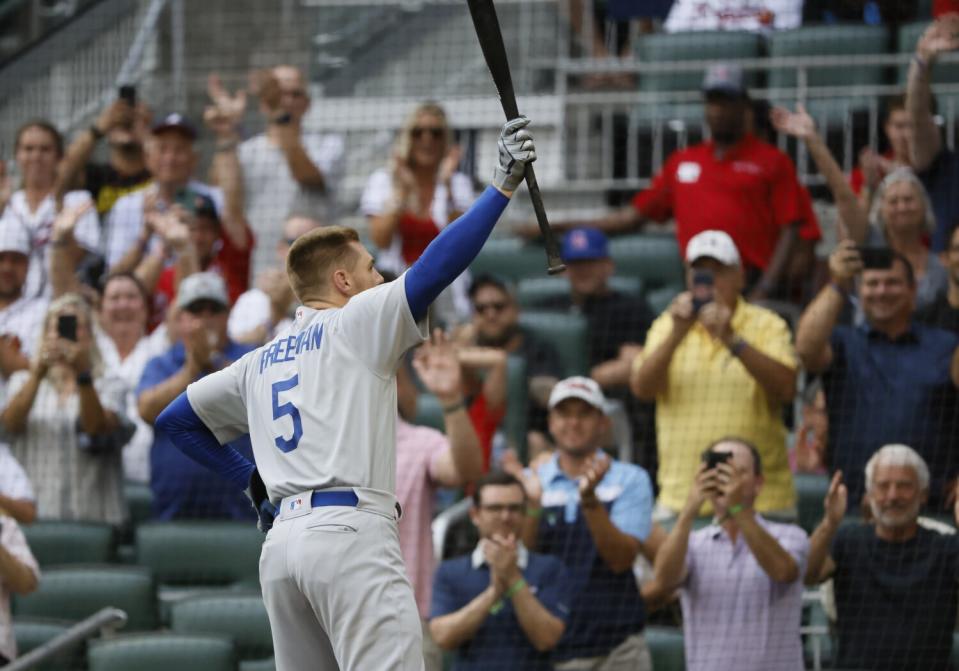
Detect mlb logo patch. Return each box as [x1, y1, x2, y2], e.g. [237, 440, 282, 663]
[289, 497, 304, 512]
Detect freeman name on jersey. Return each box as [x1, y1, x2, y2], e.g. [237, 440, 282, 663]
[259, 322, 324, 374]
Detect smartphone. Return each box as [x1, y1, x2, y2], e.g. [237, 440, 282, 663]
[856, 246, 894, 270]
[702, 450, 732, 471]
[174, 187, 198, 213]
[691, 269, 715, 313]
[119, 85, 136, 106]
[57, 314, 78, 342]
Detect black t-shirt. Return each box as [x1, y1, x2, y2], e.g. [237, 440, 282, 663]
[83, 162, 152, 215]
[917, 292, 959, 336]
[514, 327, 563, 433]
[832, 524, 959, 671]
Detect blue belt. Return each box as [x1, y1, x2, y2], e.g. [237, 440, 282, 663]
[311, 490, 359, 508]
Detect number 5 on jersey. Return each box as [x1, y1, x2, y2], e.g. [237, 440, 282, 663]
[272, 375, 302, 453]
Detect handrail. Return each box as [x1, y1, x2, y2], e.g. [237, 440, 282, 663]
[2, 607, 127, 671]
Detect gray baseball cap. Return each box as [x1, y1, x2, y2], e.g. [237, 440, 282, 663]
[176, 272, 229, 310]
[703, 63, 747, 98]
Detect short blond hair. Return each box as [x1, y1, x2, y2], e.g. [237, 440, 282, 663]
[286, 225, 361, 301]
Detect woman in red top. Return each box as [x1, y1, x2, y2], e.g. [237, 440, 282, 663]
[362, 102, 476, 324]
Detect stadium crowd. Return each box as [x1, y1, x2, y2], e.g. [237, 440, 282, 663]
[2, 9, 959, 671]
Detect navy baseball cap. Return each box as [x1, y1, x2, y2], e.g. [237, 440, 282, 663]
[703, 63, 747, 99]
[152, 113, 197, 140]
[561, 227, 609, 262]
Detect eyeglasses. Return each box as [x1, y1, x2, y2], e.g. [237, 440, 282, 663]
[282, 89, 307, 99]
[479, 504, 525, 515]
[411, 126, 444, 140]
[184, 300, 227, 315]
[474, 301, 508, 316]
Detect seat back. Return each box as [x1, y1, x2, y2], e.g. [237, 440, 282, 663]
[516, 276, 643, 308]
[635, 31, 762, 92]
[170, 593, 273, 661]
[795, 473, 831, 535]
[13, 565, 157, 630]
[608, 234, 684, 289]
[13, 617, 84, 671]
[136, 521, 263, 586]
[646, 625, 686, 671]
[518, 311, 589, 377]
[22, 520, 116, 566]
[87, 633, 236, 671]
[768, 25, 888, 89]
[470, 238, 548, 282]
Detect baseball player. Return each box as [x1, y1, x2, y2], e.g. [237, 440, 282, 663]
[155, 117, 537, 671]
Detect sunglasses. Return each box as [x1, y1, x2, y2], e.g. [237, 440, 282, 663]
[185, 299, 227, 315]
[478, 503, 525, 515]
[411, 126, 444, 140]
[474, 301, 508, 316]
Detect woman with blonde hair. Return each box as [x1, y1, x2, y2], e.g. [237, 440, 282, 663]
[361, 101, 476, 323]
[1, 293, 133, 524]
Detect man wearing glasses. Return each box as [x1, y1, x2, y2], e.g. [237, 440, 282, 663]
[137, 272, 256, 520]
[429, 470, 570, 670]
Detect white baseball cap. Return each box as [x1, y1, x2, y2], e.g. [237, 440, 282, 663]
[548, 376, 606, 412]
[685, 230, 741, 267]
[0, 223, 31, 257]
[176, 272, 229, 310]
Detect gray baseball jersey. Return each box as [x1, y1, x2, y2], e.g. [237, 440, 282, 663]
[186, 274, 427, 502]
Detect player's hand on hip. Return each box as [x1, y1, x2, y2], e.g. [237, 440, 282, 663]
[492, 116, 536, 194]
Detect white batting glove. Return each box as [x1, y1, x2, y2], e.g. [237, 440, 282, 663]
[492, 116, 536, 193]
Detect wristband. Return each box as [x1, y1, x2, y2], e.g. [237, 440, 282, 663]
[728, 336, 747, 358]
[912, 53, 928, 71]
[441, 400, 465, 414]
[489, 578, 527, 614]
[89, 125, 105, 140]
[76, 371, 93, 387]
[525, 506, 542, 519]
[725, 503, 745, 520]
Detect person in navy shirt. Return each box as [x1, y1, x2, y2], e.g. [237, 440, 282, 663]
[136, 272, 256, 520]
[521, 376, 657, 669]
[797, 242, 959, 509]
[429, 470, 570, 670]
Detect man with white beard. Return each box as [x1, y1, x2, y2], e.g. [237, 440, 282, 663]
[804, 444, 959, 671]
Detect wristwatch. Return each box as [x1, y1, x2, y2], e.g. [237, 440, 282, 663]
[76, 371, 93, 386]
[271, 112, 293, 126]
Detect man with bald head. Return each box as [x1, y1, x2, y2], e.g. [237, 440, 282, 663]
[228, 215, 321, 345]
[237, 65, 344, 278]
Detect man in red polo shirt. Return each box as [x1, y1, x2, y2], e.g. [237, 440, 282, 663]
[573, 64, 810, 299]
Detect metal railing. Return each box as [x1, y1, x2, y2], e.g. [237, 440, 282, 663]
[2, 607, 127, 671]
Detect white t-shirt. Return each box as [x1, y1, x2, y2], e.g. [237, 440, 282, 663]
[664, 0, 802, 32]
[187, 274, 428, 502]
[0, 445, 34, 502]
[360, 168, 475, 321]
[238, 132, 345, 280]
[96, 325, 171, 483]
[227, 288, 293, 343]
[0, 191, 100, 299]
[104, 181, 225, 268]
[0, 515, 40, 661]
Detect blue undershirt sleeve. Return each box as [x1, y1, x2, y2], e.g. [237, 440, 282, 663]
[156, 392, 255, 489]
[404, 186, 509, 321]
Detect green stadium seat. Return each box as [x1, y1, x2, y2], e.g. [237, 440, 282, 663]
[87, 633, 236, 671]
[470, 238, 548, 282]
[170, 593, 273, 661]
[519, 311, 589, 377]
[795, 473, 830, 534]
[125, 481, 154, 528]
[413, 393, 444, 431]
[135, 521, 263, 587]
[516, 275, 643, 308]
[646, 625, 686, 671]
[503, 355, 529, 458]
[953, 630, 959, 668]
[608, 234, 684, 289]
[767, 25, 888, 90]
[13, 566, 157, 631]
[13, 617, 84, 671]
[634, 31, 762, 92]
[899, 22, 959, 85]
[646, 285, 682, 316]
[21, 520, 115, 566]
[240, 659, 276, 671]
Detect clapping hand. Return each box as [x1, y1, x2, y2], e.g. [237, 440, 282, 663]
[412, 329, 463, 405]
[824, 471, 848, 528]
[52, 201, 93, 244]
[578, 451, 610, 506]
[483, 533, 520, 594]
[698, 301, 733, 345]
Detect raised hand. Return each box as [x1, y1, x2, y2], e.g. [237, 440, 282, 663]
[918, 16, 959, 63]
[412, 329, 463, 405]
[667, 291, 696, 337]
[698, 301, 733, 344]
[770, 104, 816, 141]
[492, 116, 536, 193]
[205, 73, 246, 139]
[578, 451, 610, 505]
[684, 463, 716, 513]
[248, 68, 282, 114]
[95, 99, 135, 135]
[714, 460, 748, 510]
[828, 239, 863, 285]
[824, 470, 848, 528]
[52, 200, 94, 243]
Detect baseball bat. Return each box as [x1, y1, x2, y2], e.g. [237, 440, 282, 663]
[466, 0, 566, 275]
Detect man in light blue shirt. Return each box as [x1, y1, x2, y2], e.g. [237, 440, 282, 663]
[523, 376, 655, 669]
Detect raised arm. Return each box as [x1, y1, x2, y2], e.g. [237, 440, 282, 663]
[404, 117, 536, 322]
[578, 455, 643, 573]
[805, 470, 846, 585]
[654, 465, 711, 591]
[909, 19, 959, 171]
[771, 105, 868, 242]
[630, 294, 694, 400]
[204, 75, 251, 251]
[795, 241, 860, 372]
[50, 202, 94, 298]
[56, 99, 133, 196]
